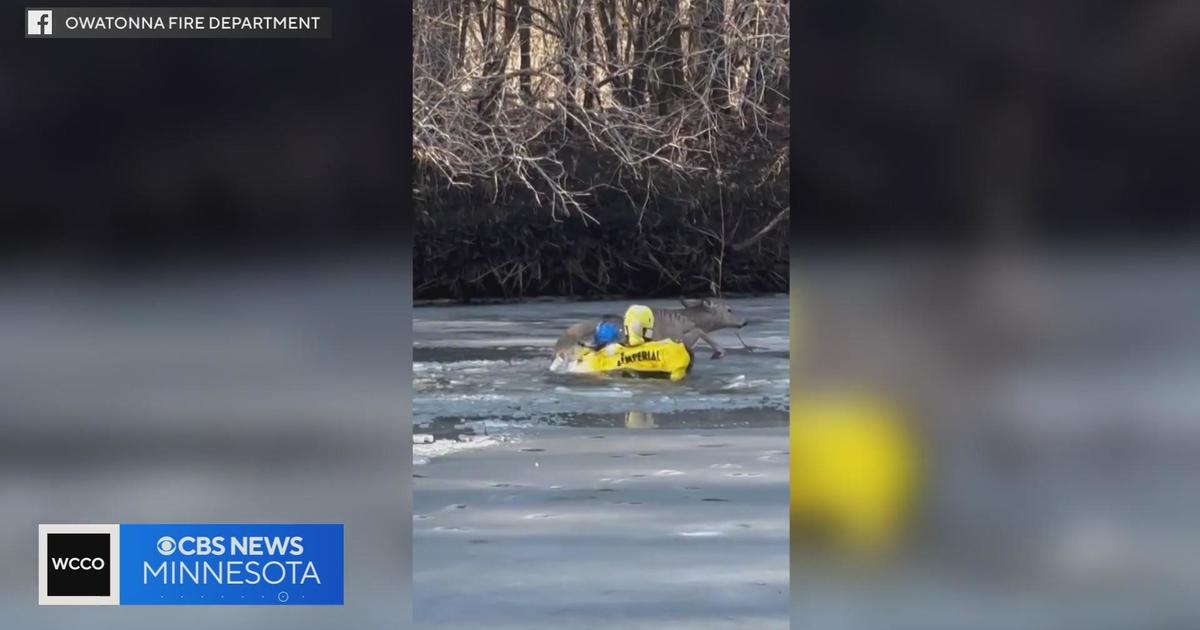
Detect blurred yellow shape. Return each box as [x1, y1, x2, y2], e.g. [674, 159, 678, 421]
[625, 411, 656, 429]
[791, 393, 918, 559]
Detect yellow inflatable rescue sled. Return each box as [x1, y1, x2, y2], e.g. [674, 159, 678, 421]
[567, 340, 693, 381]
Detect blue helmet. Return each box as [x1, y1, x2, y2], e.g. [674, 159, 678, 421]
[594, 321, 621, 347]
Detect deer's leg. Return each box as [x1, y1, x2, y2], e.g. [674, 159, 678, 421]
[684, 329, 726, 359]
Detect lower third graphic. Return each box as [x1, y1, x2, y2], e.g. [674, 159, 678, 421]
[39, 523, 343, 605]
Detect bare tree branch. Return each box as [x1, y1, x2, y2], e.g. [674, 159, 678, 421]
[730, 208, 788, 252]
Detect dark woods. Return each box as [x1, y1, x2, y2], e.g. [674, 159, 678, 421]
[413, 0, 790, 300]
[1, 3, 406, 263]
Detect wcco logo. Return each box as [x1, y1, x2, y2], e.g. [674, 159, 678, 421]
[50, 556, 106, 570]
[39, 524, 120, 605]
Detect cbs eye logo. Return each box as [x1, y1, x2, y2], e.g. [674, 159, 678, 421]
[39, 524, 120, 605]
[157, 536, 176, 555]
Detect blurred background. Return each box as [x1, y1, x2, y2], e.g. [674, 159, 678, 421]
[791, 1, 1200, 629]
[0, 1, 409, 626]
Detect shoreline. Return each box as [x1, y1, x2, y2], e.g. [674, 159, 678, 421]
[414, 291, 788, 308]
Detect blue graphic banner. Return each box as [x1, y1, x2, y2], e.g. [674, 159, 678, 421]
[119, 524, 343, 605]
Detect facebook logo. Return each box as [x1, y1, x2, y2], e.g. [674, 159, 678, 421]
[27, 9, 53, 36]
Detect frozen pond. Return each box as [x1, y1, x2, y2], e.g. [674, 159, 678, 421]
[414, 296, 789, 426]
[413, 296, 791, 627]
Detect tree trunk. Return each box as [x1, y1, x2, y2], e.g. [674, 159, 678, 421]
[692, 0, 729, 110]
[596, 0, 628, 105]
[630, 1, 649, 106]
[476, 0, 514, 120]
[516, 0, 532, 103]
[650, 0, 684, 115]
[583, 5, 599, 110]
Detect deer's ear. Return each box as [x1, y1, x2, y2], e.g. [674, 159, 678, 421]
[701, 298, 714, 309]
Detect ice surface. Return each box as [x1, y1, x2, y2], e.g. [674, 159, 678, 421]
[414, 427, 789, 629]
